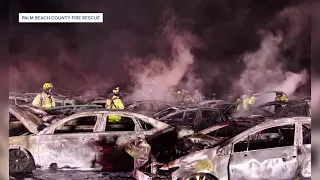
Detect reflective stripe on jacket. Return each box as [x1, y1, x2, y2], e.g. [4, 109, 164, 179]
[275, 96, 289, 102]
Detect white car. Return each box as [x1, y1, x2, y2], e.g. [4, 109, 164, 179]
[136, 116, 311, 180]
[9, 104, 172, 175]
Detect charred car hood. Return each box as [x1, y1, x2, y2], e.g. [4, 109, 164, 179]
[9, 105, 46, 134]
[187, 133, 227, 147]
[161, 146, 220, 171]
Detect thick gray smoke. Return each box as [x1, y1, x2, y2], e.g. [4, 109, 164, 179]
[235, 4, 310, 103]
[128, 18, 203, 102]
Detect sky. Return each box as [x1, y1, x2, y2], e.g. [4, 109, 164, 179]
[8, 0, 311, 100]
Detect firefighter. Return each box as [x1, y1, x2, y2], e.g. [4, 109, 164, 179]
[275, 90, 288, 102]
[237, 91, 256, 111]
[274, 90, 288, 113]
[32, 83, 56, 109]
[193, 90, 203, 103]
[106, 87, 124, 122]
[183, 89, 193, 105]
[176, 90, 184, 105]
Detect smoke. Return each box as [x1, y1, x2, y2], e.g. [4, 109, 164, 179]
[9, 32, 115, 98]
[8, 1, 310, 102]
[128, 16, 203, 102]
[234, 4, 310, 102]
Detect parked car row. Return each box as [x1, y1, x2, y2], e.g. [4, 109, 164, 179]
[8, 91, 311, 179]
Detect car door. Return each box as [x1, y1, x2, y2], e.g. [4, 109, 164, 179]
[37, 114, 102, 170]
[297, 122, 311, 178]
[94, 113, 141, 172]
[229, 122, 298, 180]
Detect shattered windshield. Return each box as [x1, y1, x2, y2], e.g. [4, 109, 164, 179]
[205, 124, 251, 139]
[13, 106, 44, 125]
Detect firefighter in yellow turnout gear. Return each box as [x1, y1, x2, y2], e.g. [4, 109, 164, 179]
[32, 83, 56, 109]
[274, 90, 288, 113]
[237, 91, 256, 111]
[275, 90, 289, 102]
[106, 87, 124, 122]
[242, 95, 256, 110]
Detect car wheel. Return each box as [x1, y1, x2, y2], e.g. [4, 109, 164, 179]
[9, 149, 35, 175]
[185, 173, 218, 180]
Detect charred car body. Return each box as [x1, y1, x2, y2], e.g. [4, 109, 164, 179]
[156, 107, 231, 132]
[9, 92, 32, 105]
[135, 116, 311, 180]
[9, 104, 185, 175]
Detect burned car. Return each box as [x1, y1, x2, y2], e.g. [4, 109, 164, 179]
[234, 100, 311, 118]
[135, 116, 311, 180]
[9, 93, 32, 105]
[157, 107, 231, 132]
[198, 100, 230, 108]
[9, 104, 177, 175]
[183, 116, 267, 150]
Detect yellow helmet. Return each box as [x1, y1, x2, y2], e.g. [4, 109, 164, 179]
[177, 91, 181, 94]
[43, 83, 53, 90]
[113, 87, 120, 93]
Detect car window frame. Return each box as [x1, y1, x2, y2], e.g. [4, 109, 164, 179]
[299, 122, 311, 145]
[41, 113, 103, 135]
[100, 113, 139, 132]
[230, 122, 298, 153]
[184, 110, 198, 124]
[9, 99, 16, 105]
[154, 107, 178, 119]
[134, 116, 155, 131]
[160, 111, 185, 121]
[258, 104, 279, 114]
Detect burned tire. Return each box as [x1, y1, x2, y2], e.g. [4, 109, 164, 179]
[185, 173, 218, 180]
[9, 149, 35, 175]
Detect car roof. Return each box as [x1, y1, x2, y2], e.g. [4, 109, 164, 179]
[127, 100, 174, 106]
[199, 116, 267, 133]
[259, 100, 308, 107]
[221, 116, 311, 145]
[38, 109, 171, 135]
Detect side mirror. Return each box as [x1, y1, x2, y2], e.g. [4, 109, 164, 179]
[217, 145, 231, 156]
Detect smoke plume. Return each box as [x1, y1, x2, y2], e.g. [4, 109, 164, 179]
[8, 0, 310, 102]
[128, 17, 203, 102]
[235, 4, 310, 102]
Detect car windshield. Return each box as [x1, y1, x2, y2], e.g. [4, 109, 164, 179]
[205, 123, 251, 139]
[13, 106, 44, 125]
